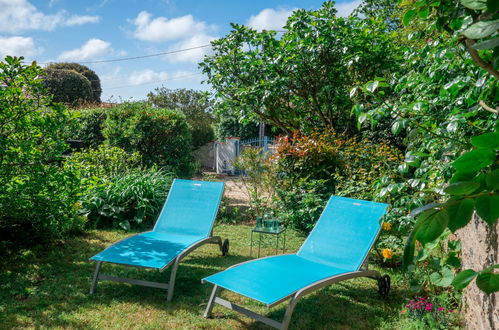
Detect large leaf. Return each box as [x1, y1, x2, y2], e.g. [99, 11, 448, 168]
[452, 148, 496, 172]
[461, 0, 487, 10]
[462, 19, 499, 39]
[475, 195, 499, 224]
[446, 199, 475, 232]
[414, 209, 449, 245]
[444, 181, 480, 195]
[485, 169, 499, 190]
[476, 271, 499, 294]
[429, 267, 454, 287]
[472, 37, 499, 50]
[403, 228, 418, 269]
[452, 269, 478, 290]
[471, 132, 499, 149]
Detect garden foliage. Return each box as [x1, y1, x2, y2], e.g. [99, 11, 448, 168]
[147, 88, 215, 148]
[0, 56, 84, 247]
[102, 102, 194, 176]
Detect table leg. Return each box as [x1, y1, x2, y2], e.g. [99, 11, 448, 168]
[250, 230, 254, 257]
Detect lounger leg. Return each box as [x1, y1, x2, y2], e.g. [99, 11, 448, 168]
[89, 261, 102, 294]
[204, 285, 221, 318]
[167, 257, 180, 302]
[281, 294, 301, 330]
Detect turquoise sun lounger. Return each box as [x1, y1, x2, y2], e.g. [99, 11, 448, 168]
[89, 179, 227, 301]
[203, 196, 390, 329]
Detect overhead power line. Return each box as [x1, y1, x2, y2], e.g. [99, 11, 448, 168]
[105, 72, 203, 90]
[40, 44, 212, 65]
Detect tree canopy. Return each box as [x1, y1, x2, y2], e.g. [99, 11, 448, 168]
[200, 1, 401, 134]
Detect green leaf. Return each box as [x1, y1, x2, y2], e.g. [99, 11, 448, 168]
[462, 19, 499, 39]
[475, 195, 499, 224]
[429, 267, 454, 287]
[485, 169, 499, 190]
[418, 7, 430, 19]
[487, 0, 499, 12]
[403, 229, 417, 269]
[451, 170, 478, 183]
[471, 132, 499, 149]
[452, 148, 496, 172]
[403, 10, 417, 26]
[444, 182, 480, 195]
[452, 269, 478, 290]
[472, 37, 499, 50]
[391, 120, 402, 135]
[446, 256, 462, 268]
[476, 271, 499, 294]
[447, 199, 475, 232]
[414, 209, 449, 245]
[461, 0, 487, 10]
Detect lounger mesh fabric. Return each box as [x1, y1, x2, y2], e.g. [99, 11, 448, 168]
[203, 196, 388, 305]
[90, 179, 224, 270]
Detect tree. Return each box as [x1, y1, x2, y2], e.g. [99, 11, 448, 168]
[147, 88, 214, 148]
[200, 1, 401, 135]
[46, 62, 102, 102]
[42, 68, 94, 106]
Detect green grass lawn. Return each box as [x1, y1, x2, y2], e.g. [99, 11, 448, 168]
[0, 224, 412, 329]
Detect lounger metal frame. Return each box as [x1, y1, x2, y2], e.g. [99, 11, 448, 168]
[90, 234, 224, 301]
[203, 223, 385, 329]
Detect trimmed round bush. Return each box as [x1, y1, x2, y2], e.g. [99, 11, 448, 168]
[102, 102, 195, 177]
[46, 62, 102, 102]
[42, 68, 93, 106]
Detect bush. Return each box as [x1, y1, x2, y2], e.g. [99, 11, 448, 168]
[80, 168, 173, 230]
[64, 145, 141, 185]
[0, 56, 85, 248]
[42, 68, 93, 106]
[103, 102, 195, 177]
[73, 107, 108, 147]
[46, 62, 102, 102]
[147, 88, 215, 148]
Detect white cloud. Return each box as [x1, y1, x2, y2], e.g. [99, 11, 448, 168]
[336, 0, 363, 17]
[59, 38, 112, 61]
[0, 36, 41, 59]
[131, 11, 212, 42]
[0, 0, 99, 33]
[128, 69, 169, 85]
[166, 34, 215, 63]
[247, 8, 296, 31]
[65, 15, 100, 26]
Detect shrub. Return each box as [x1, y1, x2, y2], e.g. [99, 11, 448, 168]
[0, 56, 85, 248]
[42, 68, 93, 106]
[103, 102, 195, 177]
[147, 88, 215, 148]
[80, 168, 173, 230]
[64, 145, 141, 186]
[73, 107, 108, 147]
[46, 62, 102, 102]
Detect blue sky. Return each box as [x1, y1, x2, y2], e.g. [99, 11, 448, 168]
[0, 0, 362, 101]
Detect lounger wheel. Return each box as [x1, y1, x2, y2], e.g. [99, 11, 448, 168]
[378, 274, 390, 298]
[221, 239, 229, 256]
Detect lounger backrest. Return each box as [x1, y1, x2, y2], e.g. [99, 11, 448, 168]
[153, 179, 224, 237]
[297, 196, 388, 270]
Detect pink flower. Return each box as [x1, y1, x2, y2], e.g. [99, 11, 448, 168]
[449, 309, 454, 313]
[438, 307, 445, 311]
[425, 303, 433, 311]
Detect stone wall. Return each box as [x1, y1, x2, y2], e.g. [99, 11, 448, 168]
[456, 214, 498, 329]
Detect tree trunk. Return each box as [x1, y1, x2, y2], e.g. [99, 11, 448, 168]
[456, 213, 498, 329]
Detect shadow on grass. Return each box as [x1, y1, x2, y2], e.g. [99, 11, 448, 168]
[0, 230, 252, 328]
